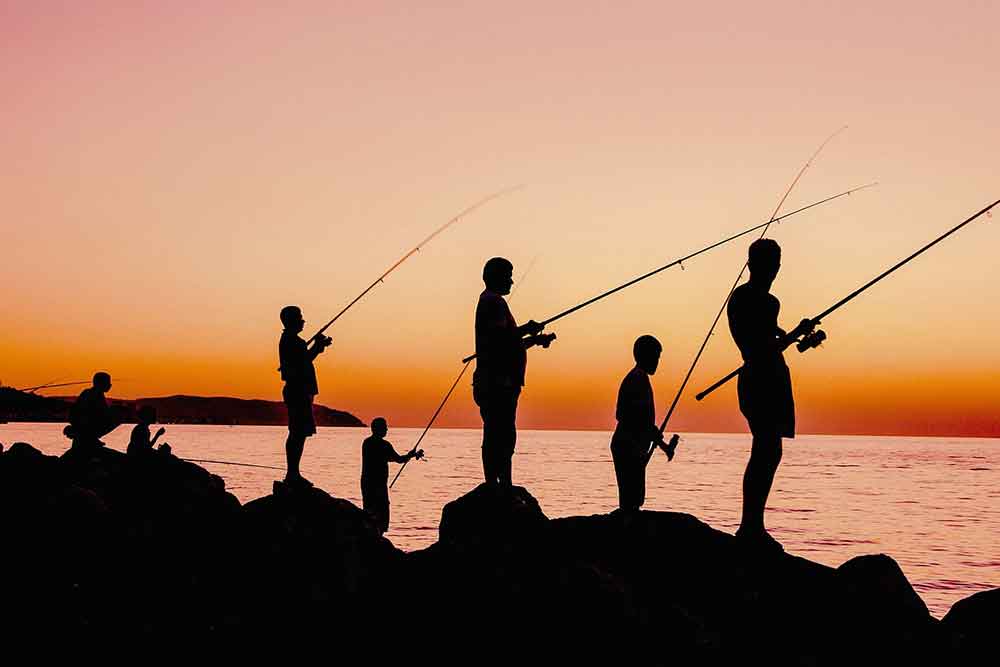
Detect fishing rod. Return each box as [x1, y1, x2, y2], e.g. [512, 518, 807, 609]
[695, 197, 1000, 402]
[183, 457, 286, 472]
[391, 258, 540, 489]
[308, 185, 524, 344]
[388, 361, 471, 489]
[460, 179, 874, 364]
[18, 380, 92, 393]
[646, 127, 851, 463]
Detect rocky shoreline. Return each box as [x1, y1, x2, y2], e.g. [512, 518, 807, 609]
[1, 441, 993, 663]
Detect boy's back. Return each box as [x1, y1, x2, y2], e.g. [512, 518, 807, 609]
[127, 423, 151, 456]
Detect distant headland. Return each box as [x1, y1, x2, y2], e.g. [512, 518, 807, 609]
[0, 386, 364, 427]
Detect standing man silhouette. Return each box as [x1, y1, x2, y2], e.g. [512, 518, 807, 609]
[278, 305, 332, 488]
[473, 257, 554, 487]
[727, 239, 814, 550]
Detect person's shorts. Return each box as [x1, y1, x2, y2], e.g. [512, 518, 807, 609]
[283, 389, 316, 437]
[738, 364, 795, 439]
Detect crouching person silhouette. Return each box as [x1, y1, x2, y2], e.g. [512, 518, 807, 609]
[64, 371, 119, 455]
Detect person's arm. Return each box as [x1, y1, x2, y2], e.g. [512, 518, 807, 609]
[521, 332, 556, 350]
[387, 442, 423, 464]
[307, 335, 333, 360]
[150, 427, 166, 446]
[777, 318, 816, 350]
[516, 319, 544, 337]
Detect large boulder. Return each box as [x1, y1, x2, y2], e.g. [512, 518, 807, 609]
[2, 442, 243, 642]
[235, 485, 403, 637]
[393, 487, 710, 663]
[942, 587, 1000, 662]
[439, 482, 548, 544]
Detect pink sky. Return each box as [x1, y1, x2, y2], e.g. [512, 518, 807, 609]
[2, 2, 998, 435]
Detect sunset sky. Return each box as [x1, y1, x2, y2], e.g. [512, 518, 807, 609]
[2, 2, 998, 436]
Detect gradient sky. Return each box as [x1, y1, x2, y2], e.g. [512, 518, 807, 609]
[2, 1, 998, 436]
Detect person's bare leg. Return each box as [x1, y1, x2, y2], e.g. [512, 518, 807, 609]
[740, 433, 782, 535]
[285, 433, 305, 481]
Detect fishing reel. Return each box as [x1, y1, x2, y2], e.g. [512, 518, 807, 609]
[796, 329, 826, 352]
[664, 433, 680, 461]
[533, 332, 557, 348]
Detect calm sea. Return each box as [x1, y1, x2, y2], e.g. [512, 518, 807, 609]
[3, 422, 997, 618]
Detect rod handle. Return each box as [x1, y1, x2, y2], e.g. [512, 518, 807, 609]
[695, 367, 742, 401]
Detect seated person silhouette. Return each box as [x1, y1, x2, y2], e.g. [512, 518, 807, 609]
[278, 305, 332, 488]
[610, 335, 669, 513]
[727, 238, 814, 551]
[127, 405, 169, 457]
[65, 372, 119, 453]
[472, 257, 554, 488]
[361, 417, 422, 535]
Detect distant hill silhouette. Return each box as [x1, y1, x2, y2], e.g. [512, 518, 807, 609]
[0, 387, 363, 427]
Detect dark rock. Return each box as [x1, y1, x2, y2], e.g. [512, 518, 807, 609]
[1, 442, 964, 664]
[235, 485, 403, 637]
[942, 587, 1000, 661]
[837, 554, 930, 620]
[439, 482, 548, 543]
[2, 441, 242, 643]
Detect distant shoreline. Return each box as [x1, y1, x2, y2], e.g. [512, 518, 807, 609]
[0, 388, 364, 428]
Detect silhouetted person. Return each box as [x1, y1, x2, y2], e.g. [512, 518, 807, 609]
[727, 239, 815, 550]
[66, 372, 119, 453]
[278, 305, 332, 488]
[361, 417, 423, 535]
[611, 336, 670, 513]
[473, 257, 555, 487]
[127, 405, 168, 457]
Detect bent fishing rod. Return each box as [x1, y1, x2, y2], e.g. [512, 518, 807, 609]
[647, 127, 852, 463]
[695, 197, 1000, 402]
[460, 180, 875, 364]
[308, 185, 524, 344]
[391, 258, 539, 489]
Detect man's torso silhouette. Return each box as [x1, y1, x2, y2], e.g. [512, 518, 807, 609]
[727, 282, 795, 438]
[279, 329, 319, 436]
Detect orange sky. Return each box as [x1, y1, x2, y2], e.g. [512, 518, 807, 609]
[2, 2, 998, 436]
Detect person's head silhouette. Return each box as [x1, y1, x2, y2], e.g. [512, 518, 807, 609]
[482, 257, 514, 295]
[280, 305, 305, 334]
[633, 335, 662, 375]
[93, 371, 112, 393]
[137, 405, 156, 425]
[371, 417, 388, 438]
[747, 238, 781, 287]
